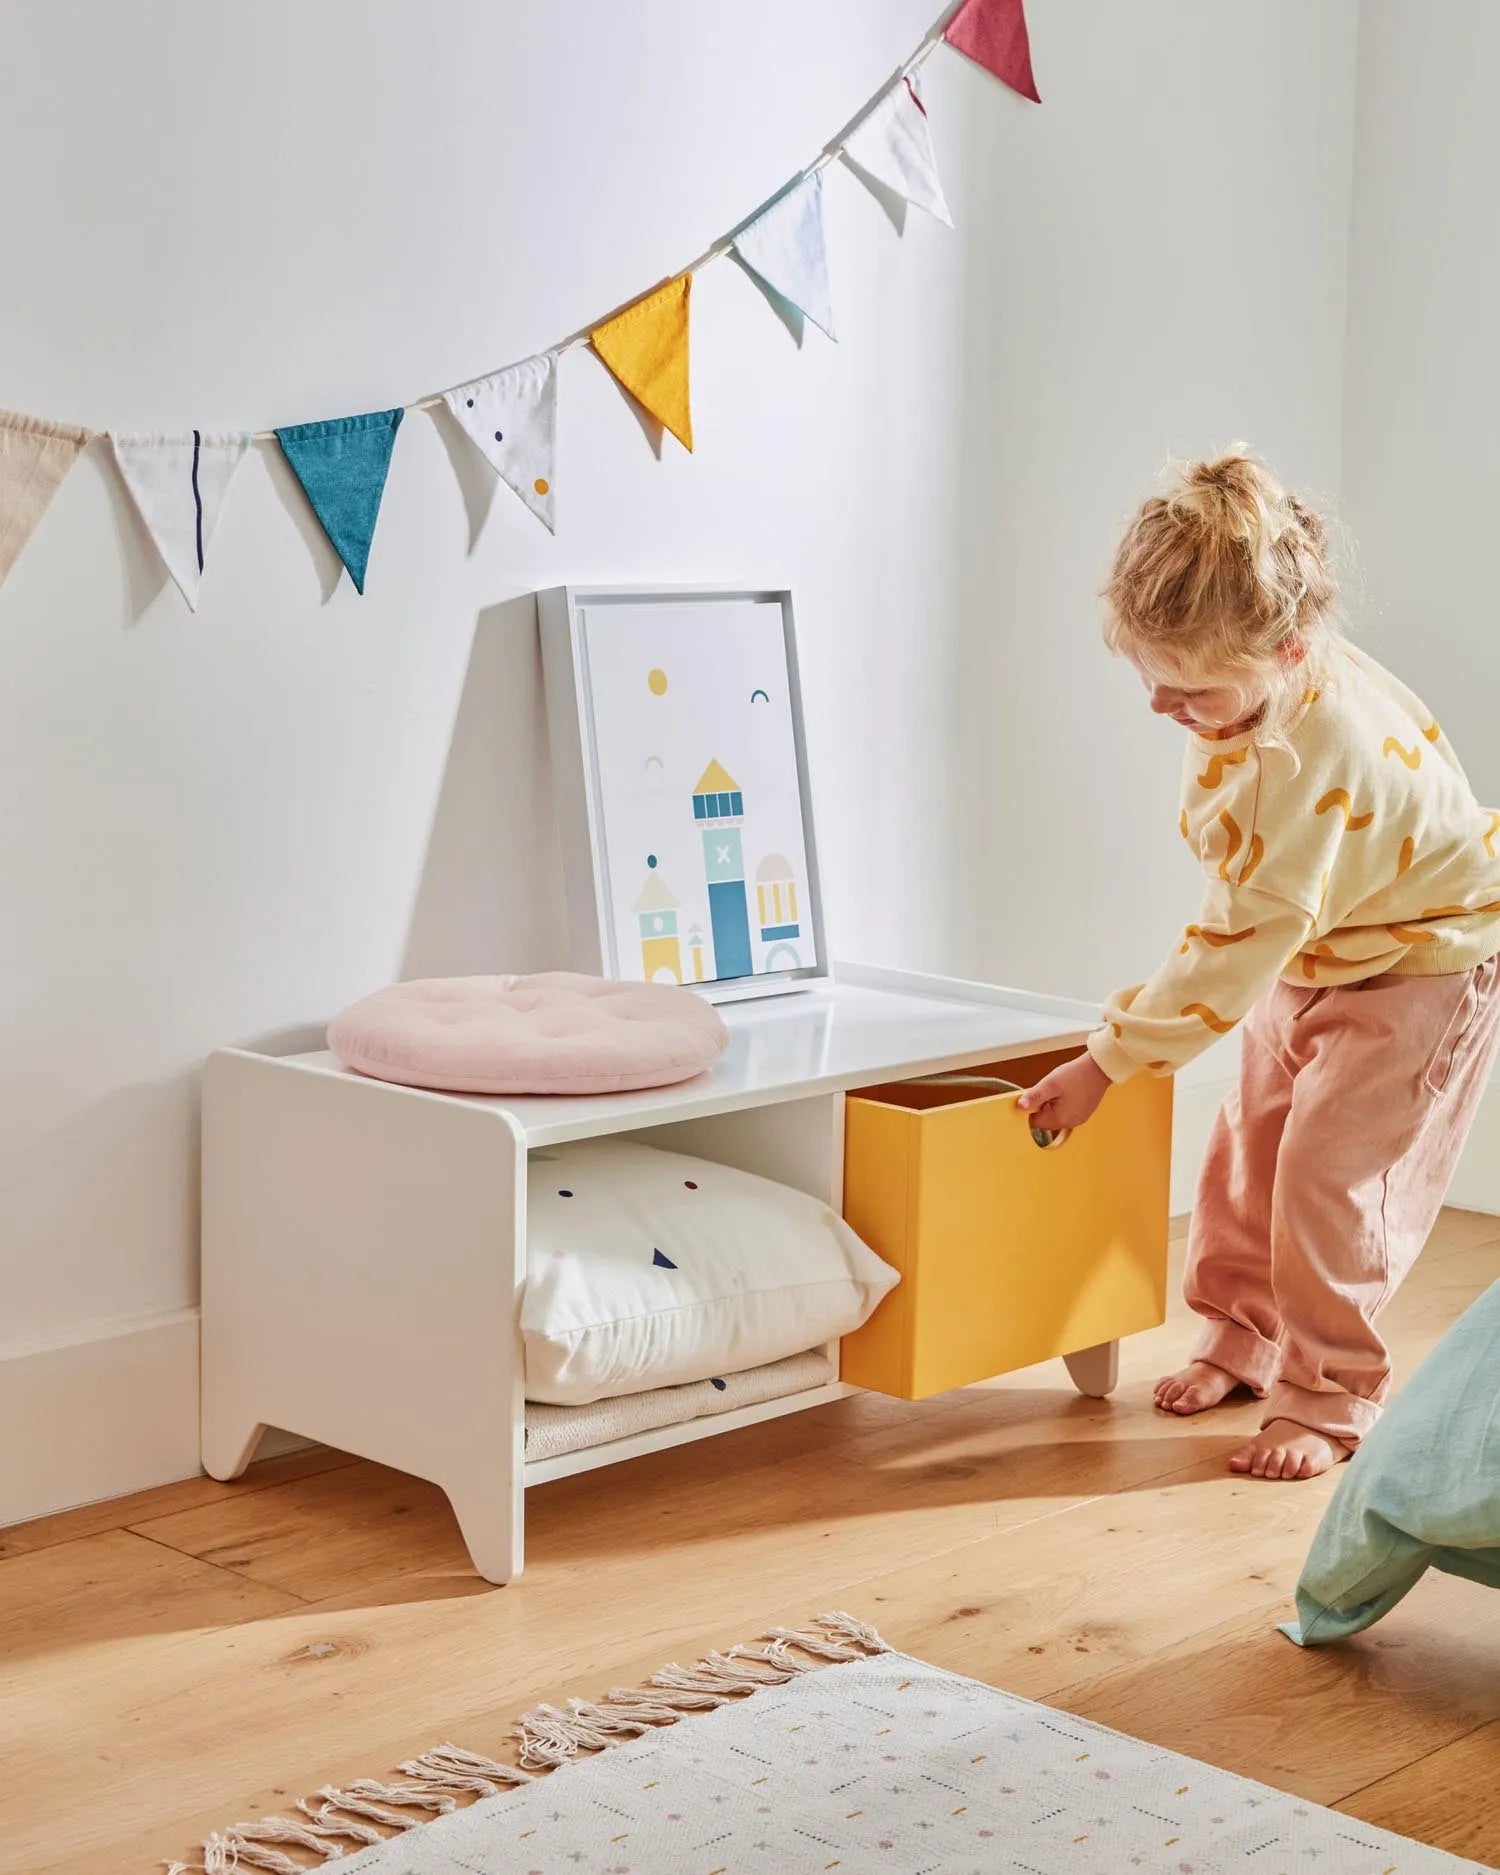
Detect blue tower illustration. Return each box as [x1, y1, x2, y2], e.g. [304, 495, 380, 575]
[693, 759, 753, 980]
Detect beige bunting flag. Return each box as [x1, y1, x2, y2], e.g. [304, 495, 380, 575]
[0, 411, 91, 591]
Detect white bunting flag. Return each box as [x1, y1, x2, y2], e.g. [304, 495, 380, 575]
[732, 170, 836, 342]
[842, 71, 953, 228]
[443, 353, 557, 532]
[110, 430, 252, 610]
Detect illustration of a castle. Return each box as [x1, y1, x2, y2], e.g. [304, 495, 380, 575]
[634, 758, 803, 983]
[633, 865, 683, 983]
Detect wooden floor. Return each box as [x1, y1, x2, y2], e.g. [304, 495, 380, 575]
[4, 1215, 1499, 1874]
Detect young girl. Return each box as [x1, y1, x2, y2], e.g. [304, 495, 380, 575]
[1019, 449, 1500, 1482]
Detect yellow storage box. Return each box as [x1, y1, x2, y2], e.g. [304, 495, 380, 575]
[840, 1049, 1171, 1400]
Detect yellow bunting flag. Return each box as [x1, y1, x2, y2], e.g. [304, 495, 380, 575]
[590, 275, 694, 453]
[0, 411, 91, 591]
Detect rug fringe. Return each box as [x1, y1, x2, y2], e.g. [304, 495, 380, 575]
[163, 1613, 885, 1872]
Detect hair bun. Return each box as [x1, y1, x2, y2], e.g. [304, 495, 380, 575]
[1103, 444, 1338, 688]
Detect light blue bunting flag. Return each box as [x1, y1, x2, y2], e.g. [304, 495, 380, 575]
[275, 407, 404, 594]
[732, 170, 836, 343]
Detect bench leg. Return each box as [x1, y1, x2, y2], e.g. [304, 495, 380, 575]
[201, 1403, 266, 1481]
[448, 1475, 525, 1587]
[1064, 1339, 1120, 1399]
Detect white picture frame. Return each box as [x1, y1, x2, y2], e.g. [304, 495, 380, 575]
[539, 585, 830, 1003]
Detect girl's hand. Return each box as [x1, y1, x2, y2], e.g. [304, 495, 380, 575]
[1017, 1055, 1111, 1134]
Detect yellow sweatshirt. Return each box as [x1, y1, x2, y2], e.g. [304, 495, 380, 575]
[1088, 645, 1500, 1085]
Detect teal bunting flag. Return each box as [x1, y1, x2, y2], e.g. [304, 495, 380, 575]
[275, 408, 404, 594]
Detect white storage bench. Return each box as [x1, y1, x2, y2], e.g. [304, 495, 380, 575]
[201, 963, 1171, 1584]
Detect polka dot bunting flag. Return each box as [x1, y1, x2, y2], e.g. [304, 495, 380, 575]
[443, 354, 558, 533]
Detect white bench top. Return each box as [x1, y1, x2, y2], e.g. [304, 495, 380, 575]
[262, 963, 1097, 1147]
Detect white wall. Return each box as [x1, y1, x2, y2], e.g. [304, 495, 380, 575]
[0, 0, 1358, 1520]
[1340, 1, 1500, 1211]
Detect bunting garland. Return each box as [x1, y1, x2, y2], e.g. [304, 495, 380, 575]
[110, 430, 252, 610]
[0, 0, 1039, 605]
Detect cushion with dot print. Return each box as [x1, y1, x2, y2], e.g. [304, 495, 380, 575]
[327, 971, 728, 1097]
[523, 1137, 899, 1403]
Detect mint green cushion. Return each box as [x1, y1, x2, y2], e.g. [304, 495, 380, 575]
[1283, 1277, 1500, 1647]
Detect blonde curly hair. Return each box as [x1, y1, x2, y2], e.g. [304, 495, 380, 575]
[1103, 447, 1340, 724]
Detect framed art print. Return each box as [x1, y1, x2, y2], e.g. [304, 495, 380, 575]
[539, 585, 829, 1002]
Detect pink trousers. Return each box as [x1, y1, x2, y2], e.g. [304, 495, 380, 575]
[1187, 957, 1500, 1445]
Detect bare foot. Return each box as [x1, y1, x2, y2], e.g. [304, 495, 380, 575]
[1227, 1419, 1351, 1480]
[1153, 1360, 1240, 1416]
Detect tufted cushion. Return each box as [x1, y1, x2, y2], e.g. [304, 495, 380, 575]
[327, 972, 729, 1097]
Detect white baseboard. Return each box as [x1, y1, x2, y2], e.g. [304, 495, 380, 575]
[0, 1309, 308, 1529]
[0, 1310, 203, 1528]
[1170, 1072, 1500, 1219]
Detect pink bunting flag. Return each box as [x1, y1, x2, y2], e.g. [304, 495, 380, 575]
[944, 0, 1040, 103]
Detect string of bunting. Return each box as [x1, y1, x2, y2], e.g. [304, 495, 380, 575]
[0, 0, 1038, 609]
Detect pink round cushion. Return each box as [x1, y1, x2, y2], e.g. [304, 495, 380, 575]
[327, 972, 730, 1097]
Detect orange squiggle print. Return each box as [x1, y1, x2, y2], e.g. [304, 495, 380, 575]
[1421, 902, 1500, 919]
[1395, 836, 1414, 880]
[1389, 923, 1438, 945]
[1383, 737, 1422, 770]
[1239, 832, 1265, 885]
[1485, 811, 1500, 858]
[1197, 747, 1248, 790]
[1303, 686, 1322, 706]
[1423, 721, 1441, 743]
[1179, 810, 1190, 841]
[1216, 811, 1243, 881]
[1316, 789, 1374, 831]
[1180, 1003, 1236, 1034]
[1300, 942, 1344, 979]
[1179, 924, 1259, 954]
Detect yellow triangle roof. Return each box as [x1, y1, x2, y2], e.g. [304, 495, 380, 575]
[693, 759, 739, 794]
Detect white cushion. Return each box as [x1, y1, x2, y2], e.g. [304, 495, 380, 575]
[522, 1138, 899, 1405]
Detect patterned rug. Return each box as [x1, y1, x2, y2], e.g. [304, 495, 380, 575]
[169, 1615, 1491, 1875]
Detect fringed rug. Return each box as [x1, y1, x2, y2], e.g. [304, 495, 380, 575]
[170, 1614, 1490, 1875]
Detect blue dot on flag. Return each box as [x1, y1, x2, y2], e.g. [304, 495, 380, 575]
[652, 1248, 677, 1269]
